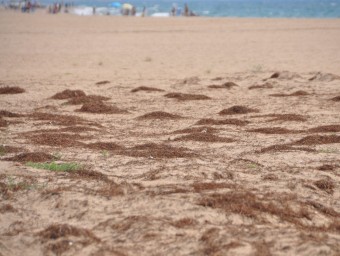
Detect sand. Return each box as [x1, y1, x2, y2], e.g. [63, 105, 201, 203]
[1, 9, 340, 256]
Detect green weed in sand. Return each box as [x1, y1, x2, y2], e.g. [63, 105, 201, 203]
[0, 145, 5, 156]
[26, 162, 82, 172]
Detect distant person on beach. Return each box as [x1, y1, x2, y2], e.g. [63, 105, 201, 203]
[141, 6, 146, 17]
[131, 6, 136, 16]
[184, 3, 189, 16]
[171, 4, 177, 16]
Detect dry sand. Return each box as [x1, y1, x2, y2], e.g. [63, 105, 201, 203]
[1, 9, 340, 256]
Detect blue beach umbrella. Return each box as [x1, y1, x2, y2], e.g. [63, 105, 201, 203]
[110, 2, 122, 8]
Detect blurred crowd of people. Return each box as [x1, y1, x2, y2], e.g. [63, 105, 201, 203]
[171, 3, 197, 17]
[1, 1, 197, 17]
[47, 2, 73, 14]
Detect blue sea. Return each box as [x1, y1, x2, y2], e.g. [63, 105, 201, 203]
[44, 0, 340, 18]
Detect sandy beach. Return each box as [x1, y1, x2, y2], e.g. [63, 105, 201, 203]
[1, 9, 340, 255]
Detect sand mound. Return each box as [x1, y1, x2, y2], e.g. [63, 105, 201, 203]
[66, 95, 110, 105]
[0, 86, 25, 94]
[259, 144, 315, 153]
[196, 118, 249, 126]
[51, 89, 86, 99]
[247, 127, 301, 134]
[174, 133, 234, 143]
[171, 126, 219, 134]
[137, 111, 182, 120]
[164, 92, 210, 101]
[266, 71, 302, 80]
[292, 135, 340, 145]
[95, 80, 110, 85]
[131, 86, 164, 93]
[309, 72, 340, 82]
[208, 82, 238, 89]
[219, 106, 259, 115]
[308, 125, 340, 133]
[248, 83, 273, 90]
[331, 96, 340, 102]
[86, 142, 124, 151]
[4, 152, 55, 163]
[28, 133, 85, 147]
[119, 143, 194, 158]
[270, 90, 309, 97]
[78, 101, 127, 114]
[0, 110, 23, 118]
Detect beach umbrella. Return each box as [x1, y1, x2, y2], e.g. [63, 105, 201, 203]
[122, 3, 133, 10]
[110, 2, 121, 8]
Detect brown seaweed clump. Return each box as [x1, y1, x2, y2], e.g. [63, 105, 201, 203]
[196, 118, 249, 126]
[219, 106, 259, 115]
[331, 96, 340, 102]
[119, 143, 194, 159]
[86, 142, 124, 151]
[38, 224, 100, 241]
[0, 110, 23, 118]
[174, 133, 234, 143]
[208, 82, 238, 89]
[78, 101, 128, 114]
[0, 145, 23, 155]
[248, 83, 273, 90]
[259, 144, 315, 153]
[28, 133, 85, 147]
[0, 117, 7, 127]
[4, 152, 55, 163]
[292, 135, 340, 145]
[317, 165, 336, 171]
[308, 125, 340, 133]
[198, 190, 310, 225]
[270, 90, 309, 97]
[252, 114, 308, 122]
[314, 179, 335, 194]
[51, 89, 86, 99]
[66, 95, 110, 105]
[265, 71, 301, 80]
[171, 126, 219, 134]
[137, 111, 182, 120]
[0, 86, 25, 94]
[247, 127, 301, 134]
[164, 92, 210, 101]
[30, 112, 94, 126]
[95, 80, 110, 85]
[309, 72, 340, 82]
[131, 86, 164, 93]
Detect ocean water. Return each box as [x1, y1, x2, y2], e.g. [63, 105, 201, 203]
[48, 0, 340, 18]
